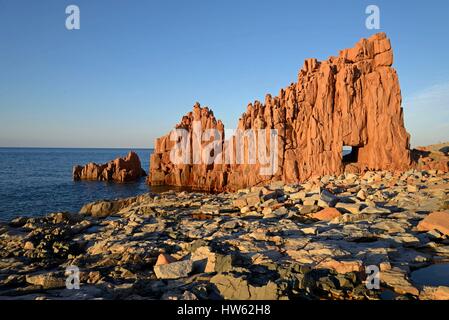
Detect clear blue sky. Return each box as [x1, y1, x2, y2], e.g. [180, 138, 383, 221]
[0, 0, 448, 148]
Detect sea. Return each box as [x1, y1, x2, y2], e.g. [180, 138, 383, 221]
[0, 148, 156, 221]
[0, 147, 356, 222]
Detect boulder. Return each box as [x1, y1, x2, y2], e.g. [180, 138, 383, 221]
[360, 206, 391, 215]
[290, 191, 306, 201]
[316, 259, 363, 274]
[191, 246, 217, 273]
[335, 202, 362, 214]
[210, 274, 278, 300]
[311, 208, 342, 221]
[153, 260, 193, 280]
[25, 272, 65, 289]
[155, 253, 177, 266]
[79, 194, 150, 218]
[380, 267, 419, 296]
[320, 189, 339, 207]
[417, 211, 449, 236]
[419, 286, 449, 300]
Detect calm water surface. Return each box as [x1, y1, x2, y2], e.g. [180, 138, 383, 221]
[0, 148, 155, 221]
[411, 263, 449, 287]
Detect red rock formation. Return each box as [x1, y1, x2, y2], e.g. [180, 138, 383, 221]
[148, 104, 227, 191]
[148, 33, 414, 192]
[73, 151, 146, 183]
[412, 144, 449, 172]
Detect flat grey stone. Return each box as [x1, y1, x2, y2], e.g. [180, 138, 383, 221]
[154, 260, 193, 279]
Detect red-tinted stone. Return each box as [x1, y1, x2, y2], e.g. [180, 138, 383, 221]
[147, 33, 437, 192]
[417, 211, 449, 236]
[73, 151, 146, 182]
[311, 208, 342, 221]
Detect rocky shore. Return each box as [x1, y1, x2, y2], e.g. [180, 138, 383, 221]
[1, 169, 449, 300]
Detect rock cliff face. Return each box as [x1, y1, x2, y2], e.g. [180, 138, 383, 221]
[73, 151, 146, 183]
[148, 33, 414, 192]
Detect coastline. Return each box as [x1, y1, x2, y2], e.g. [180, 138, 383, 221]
[1, 169, 448, 300]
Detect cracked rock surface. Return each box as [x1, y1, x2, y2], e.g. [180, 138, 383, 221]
[1, 169, 449, 300]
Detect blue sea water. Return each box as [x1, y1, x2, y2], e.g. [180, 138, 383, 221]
[0, 148, 155, 221]
[0, 147, 355, 222]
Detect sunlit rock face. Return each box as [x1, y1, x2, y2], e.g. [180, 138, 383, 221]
[148, 33, 413, 192]
[73, 151, 146, 183]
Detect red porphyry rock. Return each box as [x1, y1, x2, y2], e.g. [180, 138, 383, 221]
[73, 151, 146, 183]
[148, 33, 415, 192]
[412, 144, 449, 172]
[155, 253, 177, 266]
[417, 211, 449, 236]
[316, 259, 363, 274]
[311, 208, 342, 221]
[420, 286, 449, 300]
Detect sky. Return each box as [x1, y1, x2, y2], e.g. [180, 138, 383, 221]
[0, 0, 448, 148]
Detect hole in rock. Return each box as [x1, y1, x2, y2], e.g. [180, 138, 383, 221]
[342, 146, 359, 164]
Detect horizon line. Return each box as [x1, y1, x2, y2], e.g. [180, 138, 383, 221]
[0, 146, 155, 149]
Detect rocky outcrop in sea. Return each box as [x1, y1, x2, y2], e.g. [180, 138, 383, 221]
[73, 151, 146, 183]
